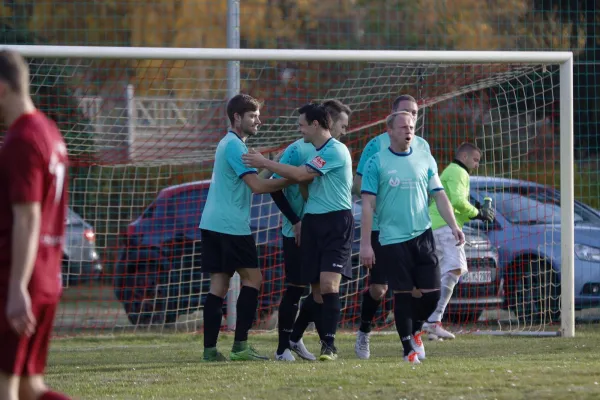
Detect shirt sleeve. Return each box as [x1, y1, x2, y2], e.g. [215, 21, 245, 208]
[305, 144, 346, 176]
[273, 142, 298, 179]
[360, 155, 380, 196]
[356, 137, 379, 176]
[226, 139, 257, 178]
[446, 166, 479, 218]
[427, 155, 444, 194]
[6, 137, 45, 204]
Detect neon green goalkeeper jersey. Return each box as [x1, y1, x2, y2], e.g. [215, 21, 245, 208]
[429, 161, 479, 230]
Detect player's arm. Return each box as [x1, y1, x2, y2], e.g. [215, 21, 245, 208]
[432, 190, 460, 231]
[359, 157, 379, 268]
[257, 159, 318, 183]
[7, 138, 44, 291]
[226, 141, 292, 194]
[270, 190, 300, 225]
[353, 137, 378, 195]
[242, 173, 291, 194]
[299, 183, 309, 201]
[428, 156, 465, 244]
[243, 148, 340, 183]
[446, 171, 479, 219]
[6, 137, 45, 336]
[11, 204, 41, 293]
[258, 149, 285, 179]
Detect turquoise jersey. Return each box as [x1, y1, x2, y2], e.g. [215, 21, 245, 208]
[274, 139, 316, 237]
[361, 147, 443, 245]
[199, 131, 258, 235]
[304, 138, 353, 214]
[356, 132, 431, 231]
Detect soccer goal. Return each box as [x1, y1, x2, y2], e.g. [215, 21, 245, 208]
[4, 45, 575, 338]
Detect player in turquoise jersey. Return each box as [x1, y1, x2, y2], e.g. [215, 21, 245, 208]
[243, 103, 353, 361]
[423, 143, 495, 340]
[353, 94, 433, 360]
[360, 111, 465, 364]
[199, 94, 291, 362]
[268, 100, 352, 361]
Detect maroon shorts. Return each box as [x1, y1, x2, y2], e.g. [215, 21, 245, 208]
[0, 302, 58, 376]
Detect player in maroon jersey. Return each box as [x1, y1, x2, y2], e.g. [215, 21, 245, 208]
[0, 50, 71, 400]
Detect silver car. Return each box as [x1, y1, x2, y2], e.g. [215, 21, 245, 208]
[62, 208, 103, 287]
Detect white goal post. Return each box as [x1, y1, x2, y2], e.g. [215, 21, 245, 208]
[2, 45, 575, 338]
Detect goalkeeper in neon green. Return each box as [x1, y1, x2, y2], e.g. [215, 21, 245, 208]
[423, 143, 495, 340]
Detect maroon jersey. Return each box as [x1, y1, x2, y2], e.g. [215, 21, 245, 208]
[0, 111, 68, 304]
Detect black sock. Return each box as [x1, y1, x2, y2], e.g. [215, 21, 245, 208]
[312, 301, 324, 341]
[277, 285, 305, 354]
[394, 292, 414, 356]
[203, 293, 224, 349]
[290, 294, 315, 342]
[359, 290, 381, 333]
[234, 286, 259, 343]
[321, 293, 341, 348]
[413, 291, 441, 334]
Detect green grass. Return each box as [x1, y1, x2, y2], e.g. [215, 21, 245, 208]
[48, 328, 600, 399]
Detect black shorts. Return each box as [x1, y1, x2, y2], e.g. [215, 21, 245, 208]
[200, 229, 258, 276]
[379, 229, 440, 292]
[282, 235, 303, 285]
[368, 231, 387, 285]
[300, 209, 354, 285]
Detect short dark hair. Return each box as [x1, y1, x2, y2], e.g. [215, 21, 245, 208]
[386, 111, 413, 129]
[391, 94, 417, 112]
[298, 102, 330, 130]
[0, 50, 29, 94]
[321, 99, 352, 123]
[456, 142, 482, 156]
[227, 93, 261, 125]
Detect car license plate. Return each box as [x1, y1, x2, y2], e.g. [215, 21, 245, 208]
[461, 270, 492, 283]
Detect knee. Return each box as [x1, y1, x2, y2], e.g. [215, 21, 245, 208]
[239, 268, 262, 290]
[0, 376, 19, 400]
[311, 285, 323, 304]
[441, 271, 461, 288]
[19, 377, 47, 400]
[210, 279, 230, 298]
[369, 284, 388, 300]
[319, 273, 341, 294]
[319, 279, 339, 295]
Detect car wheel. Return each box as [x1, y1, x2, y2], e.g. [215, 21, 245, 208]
[505, 257, 561, 324]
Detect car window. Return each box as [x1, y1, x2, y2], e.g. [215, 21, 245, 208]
[481, 189, 590, 225]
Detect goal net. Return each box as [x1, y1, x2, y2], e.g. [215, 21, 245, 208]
[13, 46, 575, 338]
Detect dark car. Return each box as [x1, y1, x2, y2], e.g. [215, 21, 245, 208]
[114, 179, 502, 326]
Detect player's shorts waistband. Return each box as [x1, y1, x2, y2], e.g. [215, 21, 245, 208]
[304, 209, 352, 218]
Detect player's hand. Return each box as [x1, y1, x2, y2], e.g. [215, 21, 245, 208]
[242, 149, 268, 169]
[477, 207, 495, 222]
[6, 286, 36, 337]
[293, 221, 302, 246]
[451, 227, 466, 247]
[360, 244, 375, 269]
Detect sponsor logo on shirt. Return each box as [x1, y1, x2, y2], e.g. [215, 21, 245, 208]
[311, 156, 327, 168]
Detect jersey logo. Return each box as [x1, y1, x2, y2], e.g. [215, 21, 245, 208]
[389, 177, 400, 187]
[311, 156, 327, 168]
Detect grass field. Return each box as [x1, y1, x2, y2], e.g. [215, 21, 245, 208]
[47, 327, 600, 400]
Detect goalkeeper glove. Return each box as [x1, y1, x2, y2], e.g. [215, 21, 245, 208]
[472, 201, 495, 222]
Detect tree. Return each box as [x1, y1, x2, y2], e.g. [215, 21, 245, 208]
[533, 0, 600, 156]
